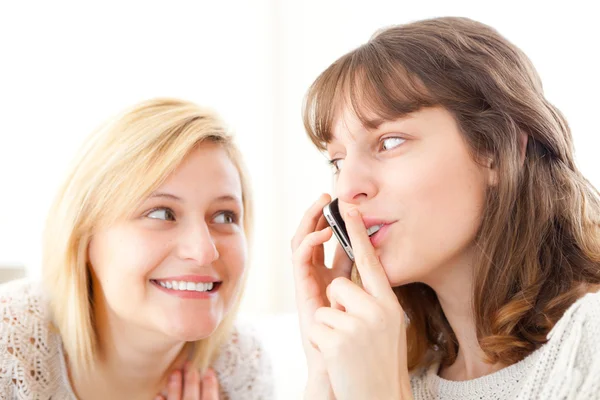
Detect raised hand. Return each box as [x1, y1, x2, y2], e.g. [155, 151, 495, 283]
[291, 194, 354, 399]
[307, 207, 413, 400]
[156, 363, 219, 400]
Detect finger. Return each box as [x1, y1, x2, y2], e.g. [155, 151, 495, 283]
[344, 208, 394, 300]
[314, 306, 359, 332]
[155, 396, 165, 400]
[327, 277, 380, 320]
[167, 370, 182, 400]
[307, 320, 337, 354]
[325, 278, 345, 311]
[292, 227, 332, 281]
[201, 368, 220, 400]
[311, 214, 329, 266]
[291, 193, 332, 251]
[182, 362, 200, 400]
[315, 213, 329, 231]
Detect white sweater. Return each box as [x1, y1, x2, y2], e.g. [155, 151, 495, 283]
[0, 279, 274, 400]
[410, 289, 600, 399]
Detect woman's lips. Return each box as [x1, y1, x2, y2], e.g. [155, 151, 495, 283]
[369, 222, 395, 247]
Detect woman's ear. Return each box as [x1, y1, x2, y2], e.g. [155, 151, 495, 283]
[486, 132, 528, 186]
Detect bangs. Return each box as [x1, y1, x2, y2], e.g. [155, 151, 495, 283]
[303, 41, 437, 150]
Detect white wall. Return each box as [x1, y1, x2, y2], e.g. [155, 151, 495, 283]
[1, 1, 599, 319]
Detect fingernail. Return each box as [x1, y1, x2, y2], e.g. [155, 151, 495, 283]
[347, 208, 358, 217]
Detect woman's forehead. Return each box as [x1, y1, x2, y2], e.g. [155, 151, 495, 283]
[329, 105, 420, 144]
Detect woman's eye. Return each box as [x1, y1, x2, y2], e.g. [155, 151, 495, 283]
[147, 208, 176, 221]
[381, 137, 405, 151]
[213, 211, 238, 224]
[329, 158, 344, 173]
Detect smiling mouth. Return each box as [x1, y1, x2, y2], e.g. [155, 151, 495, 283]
[150, 279, 222, 293]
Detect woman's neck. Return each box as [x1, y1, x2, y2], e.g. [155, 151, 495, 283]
[426, 251, 507, 381]
[69, 296, 188, 400]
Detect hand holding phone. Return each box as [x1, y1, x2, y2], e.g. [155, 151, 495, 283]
[290, 194, 354, 397]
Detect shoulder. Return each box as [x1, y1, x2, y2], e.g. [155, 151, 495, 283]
[409, 356, 439, 396]
[537, 288, 600, 396]
[0, 278, 65, 397]
[548, 288, 600, 344]
[213, 320, 274, 400]
[1, 277, 44, 300]
[0, 278, 53, 331]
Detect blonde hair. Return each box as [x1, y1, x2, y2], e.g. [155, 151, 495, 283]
[42, 98, 253, 373]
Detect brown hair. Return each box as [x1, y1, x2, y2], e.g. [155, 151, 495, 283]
[303, 17, 600, 370]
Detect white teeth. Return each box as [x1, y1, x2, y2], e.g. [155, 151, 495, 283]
[367, 224, 384, 236]
[157, 280, 217, 292]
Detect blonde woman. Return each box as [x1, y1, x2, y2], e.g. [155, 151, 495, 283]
[291, 17, 600, 399]
[0, 99, 273, 399]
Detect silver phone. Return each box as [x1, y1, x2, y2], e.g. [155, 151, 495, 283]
[322, 198, 354, 261]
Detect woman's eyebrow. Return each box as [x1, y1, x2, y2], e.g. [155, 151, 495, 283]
[148, 193, 241, 204]
[148, 192, 182, 202]
[214, 194, 243, 205]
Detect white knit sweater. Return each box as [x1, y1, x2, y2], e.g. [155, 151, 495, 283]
[410, 289, 600, 399]
[0, 279, 274, 400]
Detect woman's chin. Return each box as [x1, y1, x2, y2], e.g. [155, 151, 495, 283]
[380, 257, 423, 288]
[168, 324, 219, 342]
[161, 316, 221, 342]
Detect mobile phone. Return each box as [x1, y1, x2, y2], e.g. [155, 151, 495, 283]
[323, 198, 354, 261]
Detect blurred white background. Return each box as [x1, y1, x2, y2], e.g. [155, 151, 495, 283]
[1, 1, 598, 398]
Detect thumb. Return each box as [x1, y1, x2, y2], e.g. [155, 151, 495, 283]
[326, 281, 346, 312]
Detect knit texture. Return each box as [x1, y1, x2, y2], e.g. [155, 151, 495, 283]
[410, 289, 600, 399]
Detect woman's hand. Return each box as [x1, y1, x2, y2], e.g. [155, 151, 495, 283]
[291, 194, 354, 399]
[156, 363, 219, 400]
[308, 207, 413, 400]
